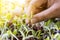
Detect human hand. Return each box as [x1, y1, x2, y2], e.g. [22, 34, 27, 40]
[25, 0, 60, 24]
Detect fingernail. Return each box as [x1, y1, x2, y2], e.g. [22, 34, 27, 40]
[31, 18, 37, 24]
[25, 19, 31, 24]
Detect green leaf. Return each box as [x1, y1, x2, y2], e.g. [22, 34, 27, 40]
[45, 37, 50, 40]
[56, 21, 60, 28]
[56, 34, 60, 40]
[7, 30, 11, 35]
[45, 20, 52, 26]
[13, 29, 17, 35]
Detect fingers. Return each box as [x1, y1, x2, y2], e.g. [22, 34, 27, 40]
[28, 3, 60, 24]
[25, 0, 48, 15]
[25, 0, 48, 24]
[31, 11, 52, 24]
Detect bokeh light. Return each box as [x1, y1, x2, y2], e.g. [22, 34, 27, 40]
[0, 0, 25, 14]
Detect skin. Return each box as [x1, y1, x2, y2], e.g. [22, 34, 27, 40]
[25, 0, 60, 24]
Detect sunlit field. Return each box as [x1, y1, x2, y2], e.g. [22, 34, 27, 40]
[0, 0, 60, 40]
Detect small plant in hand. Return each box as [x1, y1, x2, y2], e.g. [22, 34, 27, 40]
[0, 0, 60, 40]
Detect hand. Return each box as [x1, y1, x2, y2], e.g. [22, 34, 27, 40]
[25, 0, 60, 24]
